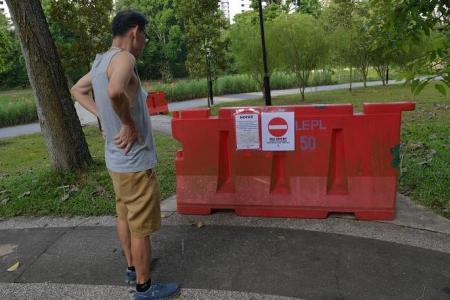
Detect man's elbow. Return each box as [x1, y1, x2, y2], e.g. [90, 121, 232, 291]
[107, 86, 123, 101]
[70, 86, 78, 100]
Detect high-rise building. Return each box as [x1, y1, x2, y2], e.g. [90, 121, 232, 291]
[219, 0, 253, 24]
[0, 0, 10, 19]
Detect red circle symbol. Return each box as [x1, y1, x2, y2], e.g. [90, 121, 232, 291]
[268, 117, 288, 137]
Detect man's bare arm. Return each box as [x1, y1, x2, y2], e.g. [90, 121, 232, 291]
[107, 51, 136, 126]
[107, 51, 139, 154]
[70, 72, 98, 117]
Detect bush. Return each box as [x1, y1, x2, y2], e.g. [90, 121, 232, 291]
[215, 74, 258, 95]
[0, 94, 37, 128]
[148, 72, 303, 102]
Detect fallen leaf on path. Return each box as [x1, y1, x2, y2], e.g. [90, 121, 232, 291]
[195, 221, 205, 228]
[7, 261, 20, 272]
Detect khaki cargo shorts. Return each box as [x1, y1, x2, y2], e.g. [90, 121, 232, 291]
[109, 169, 161, 238]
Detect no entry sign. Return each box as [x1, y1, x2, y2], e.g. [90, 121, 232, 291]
[261, 112, 295, 151]
[268, 117, 288, 137]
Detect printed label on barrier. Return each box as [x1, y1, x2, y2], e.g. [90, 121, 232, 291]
[235, 113, 260, 150]
[261, 112, 295, 151]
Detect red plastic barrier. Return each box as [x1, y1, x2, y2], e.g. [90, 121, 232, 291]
[172, 102, 415, 220]
[146, 91, 169, 115]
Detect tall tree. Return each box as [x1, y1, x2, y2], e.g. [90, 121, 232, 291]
[321, 0, 357, 89]
[295, 0, 322, 17]
[0, 14, 9, 73]
[368, 0, 449, 94]
[350, 4, 371, 87]
[5, 0, 93, 170]
[174, 0, 229, 80]
[230, 11, 274, 95]
[251, 0, 284, 10]
[116, 0, 187, 81]
[0, 13, 28, 88]
[42, 0, 113, 83]
[271, 13, 328, 100]
[250, 0, 294, 19]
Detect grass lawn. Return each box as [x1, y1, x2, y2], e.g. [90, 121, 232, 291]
[208, 84, 450, 219]
[0, 127, 179, 218]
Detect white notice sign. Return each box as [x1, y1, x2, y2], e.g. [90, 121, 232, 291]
[235, 114, 260, 150]
[261, 112, 295, 151]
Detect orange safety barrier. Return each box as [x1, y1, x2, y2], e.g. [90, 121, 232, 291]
[146, 91, 169, 115]
[172, 102, 415, 220]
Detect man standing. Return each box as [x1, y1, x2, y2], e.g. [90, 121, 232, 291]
[71, 10, 180, 300]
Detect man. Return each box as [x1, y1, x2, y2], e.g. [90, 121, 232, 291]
[71, 10, 180, 300]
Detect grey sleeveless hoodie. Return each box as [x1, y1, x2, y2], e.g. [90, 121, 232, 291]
[91, 48, 157, 173]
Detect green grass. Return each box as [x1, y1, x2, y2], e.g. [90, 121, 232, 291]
[209, 84, 450, 219]
[0, 126, 179, 217]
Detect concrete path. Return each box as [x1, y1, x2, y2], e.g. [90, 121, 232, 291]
[0, 123, 41, 139]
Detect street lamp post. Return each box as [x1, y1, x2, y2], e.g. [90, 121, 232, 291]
[257, 0, 272, 106]
[206, 49, 214, 106]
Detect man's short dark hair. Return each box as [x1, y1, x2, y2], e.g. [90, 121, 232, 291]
[112, 10, 148, 37]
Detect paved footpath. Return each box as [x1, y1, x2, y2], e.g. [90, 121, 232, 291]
[1, 194, 449, 300]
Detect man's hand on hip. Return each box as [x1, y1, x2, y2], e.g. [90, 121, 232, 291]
[114, 124, 142, 154]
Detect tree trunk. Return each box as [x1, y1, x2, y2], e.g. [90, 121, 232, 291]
[375, 65, 387, 86]
[6, 0, 93, 171]
[385, 65, 389, 85]
[361, 65, 368, 88]
[349, 65, 353, 92]
[300, 87, 305, 101]
[296, 74, 305, 101]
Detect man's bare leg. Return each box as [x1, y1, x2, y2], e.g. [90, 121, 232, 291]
[117, 218, 133, 267]
[131, 236, 151, 284]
